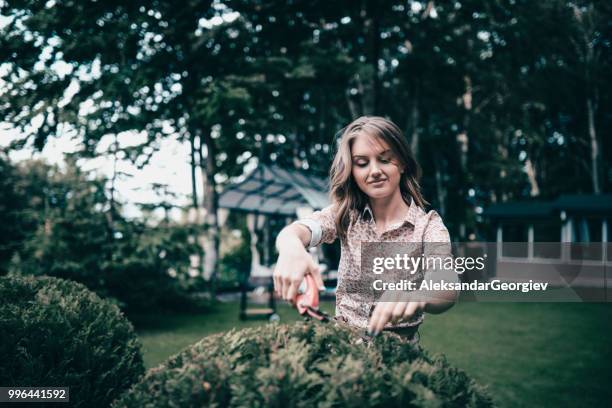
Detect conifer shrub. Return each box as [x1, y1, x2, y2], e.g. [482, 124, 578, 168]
[0, 275, 145, 408]
[114, 321, 493, 407]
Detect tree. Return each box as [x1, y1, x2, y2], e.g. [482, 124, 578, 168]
[0, 0, 255, 289]
[2, 0, 610, 245]
[6, 157, 202, 311]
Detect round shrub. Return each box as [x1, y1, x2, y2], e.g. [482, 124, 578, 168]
[114, 321, 493, 407]
[0, 275, 145, 407]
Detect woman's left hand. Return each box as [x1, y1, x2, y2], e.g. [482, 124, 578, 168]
[367, 301, 426, 337]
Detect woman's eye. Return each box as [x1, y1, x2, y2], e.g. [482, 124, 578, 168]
[379, 157, 390, 164]
[354, 161, 368, 167]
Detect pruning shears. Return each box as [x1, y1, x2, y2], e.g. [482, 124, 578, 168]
[293, 275, 376, 343]
[294, 274, 331, 322]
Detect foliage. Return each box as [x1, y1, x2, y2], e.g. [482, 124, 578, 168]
[0, 154, 28, 272]
[218, 220, 251, 291]
[4, 157, 205, 312]
[0, 274, 145, 408]
[1, 0, 611, 239]
[113, 321, 493, 407]
[104, 221, 209, 312]
[218, 242, 251, 291]
[0, 156, 60, 273]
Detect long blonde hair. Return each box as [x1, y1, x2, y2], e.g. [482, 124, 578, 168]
[329, 116, 427, 241]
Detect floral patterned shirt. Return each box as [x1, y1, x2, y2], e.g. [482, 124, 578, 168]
[295, 199, 451, 330]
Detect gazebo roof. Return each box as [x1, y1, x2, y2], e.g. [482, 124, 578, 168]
[483, 194, 612, 219]
[483, 201, 555, 219]
[218, 164, 330, 216]
[553, 194, 612, 214]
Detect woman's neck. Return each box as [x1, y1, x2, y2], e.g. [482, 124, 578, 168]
[369, 190, 410, 226]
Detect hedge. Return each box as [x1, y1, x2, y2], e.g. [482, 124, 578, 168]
[114, 321, 493, 407]
[0, 275, 145, 407]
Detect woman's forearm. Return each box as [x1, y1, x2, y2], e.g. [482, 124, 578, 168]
[420, 265, 459, 314]
[422, 290, 457, 314]
[275, 223, 311, 252]
[273, 223, 324, 302]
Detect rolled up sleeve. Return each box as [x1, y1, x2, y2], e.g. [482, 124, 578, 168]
[293, 205, 338, 248]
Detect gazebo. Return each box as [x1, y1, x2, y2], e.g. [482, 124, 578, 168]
[218, 163, 330, 319]
[219, 164, 329, 217]
[482, 193, 611, 290]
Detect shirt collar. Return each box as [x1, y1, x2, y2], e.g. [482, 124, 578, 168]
[361, 205, 374, 222]
[360, 198, 418, 226]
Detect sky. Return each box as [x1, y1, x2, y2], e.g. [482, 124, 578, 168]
[0, 125, 198, 220]
[0, 5, 246, 221]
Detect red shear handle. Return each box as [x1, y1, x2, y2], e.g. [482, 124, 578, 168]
[294, 274, 320, 315]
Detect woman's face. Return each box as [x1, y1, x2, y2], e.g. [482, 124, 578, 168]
[350, 133, 403, 200]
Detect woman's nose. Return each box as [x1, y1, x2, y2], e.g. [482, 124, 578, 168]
[370, 163, 382, 177]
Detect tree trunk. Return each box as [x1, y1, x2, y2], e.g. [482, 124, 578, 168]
[291, 127, 303, 169]
[458, 75, 472, 170]
[494, 126, 509, 202]
[105, 135, 119, 253]
[499, 136, 509, 202]
[362, 0, 381, 115]
[189, 131, 204, 276]
[457, 74, 473, 240]
[189, 132, 199, 211]
[369, 0, 381, 114]
[346, 88, 360, 118]
[569, 3, 601, 194]
[408, 82, 420, 158]
[524, 157, 540, 197]
[198, 129, 220, 290]
[433, 151, 447, 218]
[586, 97, 601, 194]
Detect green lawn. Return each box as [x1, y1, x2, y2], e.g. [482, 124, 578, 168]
[419, 303, 612, 408]
[130, 302, 612, 408]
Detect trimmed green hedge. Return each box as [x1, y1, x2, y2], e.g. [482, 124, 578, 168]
[114, 321, 493, 407]
[0, 275, 145, 407]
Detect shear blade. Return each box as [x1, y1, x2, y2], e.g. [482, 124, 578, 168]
[304, 305, 329, 321]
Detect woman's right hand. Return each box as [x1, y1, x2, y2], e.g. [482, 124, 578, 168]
[273, 246, 324, 307]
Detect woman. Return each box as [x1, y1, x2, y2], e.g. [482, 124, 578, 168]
[273, 116, 457, 343]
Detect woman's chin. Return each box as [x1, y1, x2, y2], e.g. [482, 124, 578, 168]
[366, 189, 392, 199]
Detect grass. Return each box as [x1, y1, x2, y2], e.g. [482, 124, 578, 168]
[130, 301, 612, 408]
[420, 302, 612, 407]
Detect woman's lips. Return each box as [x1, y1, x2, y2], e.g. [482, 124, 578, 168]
[369, 179, 387, 187]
